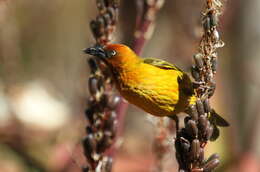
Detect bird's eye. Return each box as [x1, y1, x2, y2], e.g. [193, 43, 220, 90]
[106, 50, 117, 58]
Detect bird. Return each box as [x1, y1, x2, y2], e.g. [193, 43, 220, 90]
[84, 44, 197, 128]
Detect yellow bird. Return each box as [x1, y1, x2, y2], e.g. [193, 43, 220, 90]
[85, 44, 196, 120]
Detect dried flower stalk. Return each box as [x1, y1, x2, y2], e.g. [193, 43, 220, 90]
[174, 0, 227, 172]
[83, 1, 119, 171]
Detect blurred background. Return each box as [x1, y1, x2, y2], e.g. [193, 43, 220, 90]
[0, 0, 259, 171]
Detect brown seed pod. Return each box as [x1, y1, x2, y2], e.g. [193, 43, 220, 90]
[88, 76, 104, 95]
[196, 99, 205, 116]
[191, 139, 200, 161]
[203, 157, 220, 172]
[90, 20, 103, 39]
[83, 134, 96, 162]
[203, 99, 211, 113]
[102, 157, 113, 172]
[107, 7, 116, 23]
[193, 53, 204, 69]
[96, 131, 113, 153]
[205, 154, 220, 164]
[97, 0, 106, 11]
[209, 11, 218, 28]
[103, 12, 112, 27]
[188, 105, 199, 121]
[205, 125, 214, 140]
[186, 120, 198, 138]
[180, 137, 191, 153]
[191, 66, 200, 81]
[88, 58, 99, 74]
[198, 115, 208, 131]
[211, 56, 217, 73]
[85, 108, 95, 124]
[198, 148, 204, 163]
[203, 16, 211, 31]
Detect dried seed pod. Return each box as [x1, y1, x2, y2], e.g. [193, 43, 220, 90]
[103, 12, 112, 27]
[95, 131, 104, 141]
[85, 108, 95, 124]
[191, 66, 200, 81]
[198, 148, 204, 163]
[107, 7, 116, 23]
[88, 76, 104, 95]
[88, 58, 99, 74]
[203, 16, 211, 31]
[191, 139, 200, 161]
[186, 120, 198, 138]
[97, 131, 113, 153]
[196, 99, 205, 116]
[98, 94, 108, 110]
[203, 99, 211, 113]
[107, 95, 120, 110]
[86, 126, 93, 135]
[193, 53, 204, 69]
[90, 20, 103, 39]
[209, 12, 218, 28]
[212, 30, 220, 41]
[105, 0, 116, 7]
[206, 125, 214, 140]
[102, 157, 113, 172]
[208, 82, 216, 98]
[203, 157, 220, 172]
[188, 105, 199, 121]
[94, 119, 103, 129]
[211, 56, 217, 73]
[104, 111, 117, 130]
[198, 115, 207, 131]
[205, 154, 219, 164]
[82, 167, 90, 172]
[96, 16, 106, 35]
[180, 137, 191, 153]
[83, 134, 96, 161]
[97, 0, 106, 9]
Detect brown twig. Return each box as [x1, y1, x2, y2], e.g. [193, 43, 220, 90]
[174, 0, 226, 171]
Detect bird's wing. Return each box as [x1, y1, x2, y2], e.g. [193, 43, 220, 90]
[143, 58, 183, 71]
[143, 57, 194, 96]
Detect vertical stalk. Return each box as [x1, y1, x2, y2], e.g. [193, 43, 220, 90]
[174, 0, 228, 171]
[83, 1, 119, 171]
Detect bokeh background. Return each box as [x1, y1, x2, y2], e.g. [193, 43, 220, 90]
[0, 0, 259, 171]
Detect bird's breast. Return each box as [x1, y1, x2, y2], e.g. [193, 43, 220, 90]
[113, 63, 188, 117]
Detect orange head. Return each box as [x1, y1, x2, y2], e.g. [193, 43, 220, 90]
[84, 44, 140, 69]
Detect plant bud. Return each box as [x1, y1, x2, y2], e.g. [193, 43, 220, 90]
[188, 105, 199, 121]
[191, 66, 200, 81]
[88, 76, 103, 95]
[193, 53, 204, 69]
[203, 157, 220, 172]
[196, 99, 205, 116]
[203, 99, 211, 113]
[191, 139, 200, 161]
[186, 120, 198, 138]
[82, 134, 96, 162]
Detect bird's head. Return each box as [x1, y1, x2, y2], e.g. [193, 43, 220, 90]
[84, 44, 139, 68]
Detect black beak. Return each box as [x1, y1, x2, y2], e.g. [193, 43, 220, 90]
[84, 45, 106, 58]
